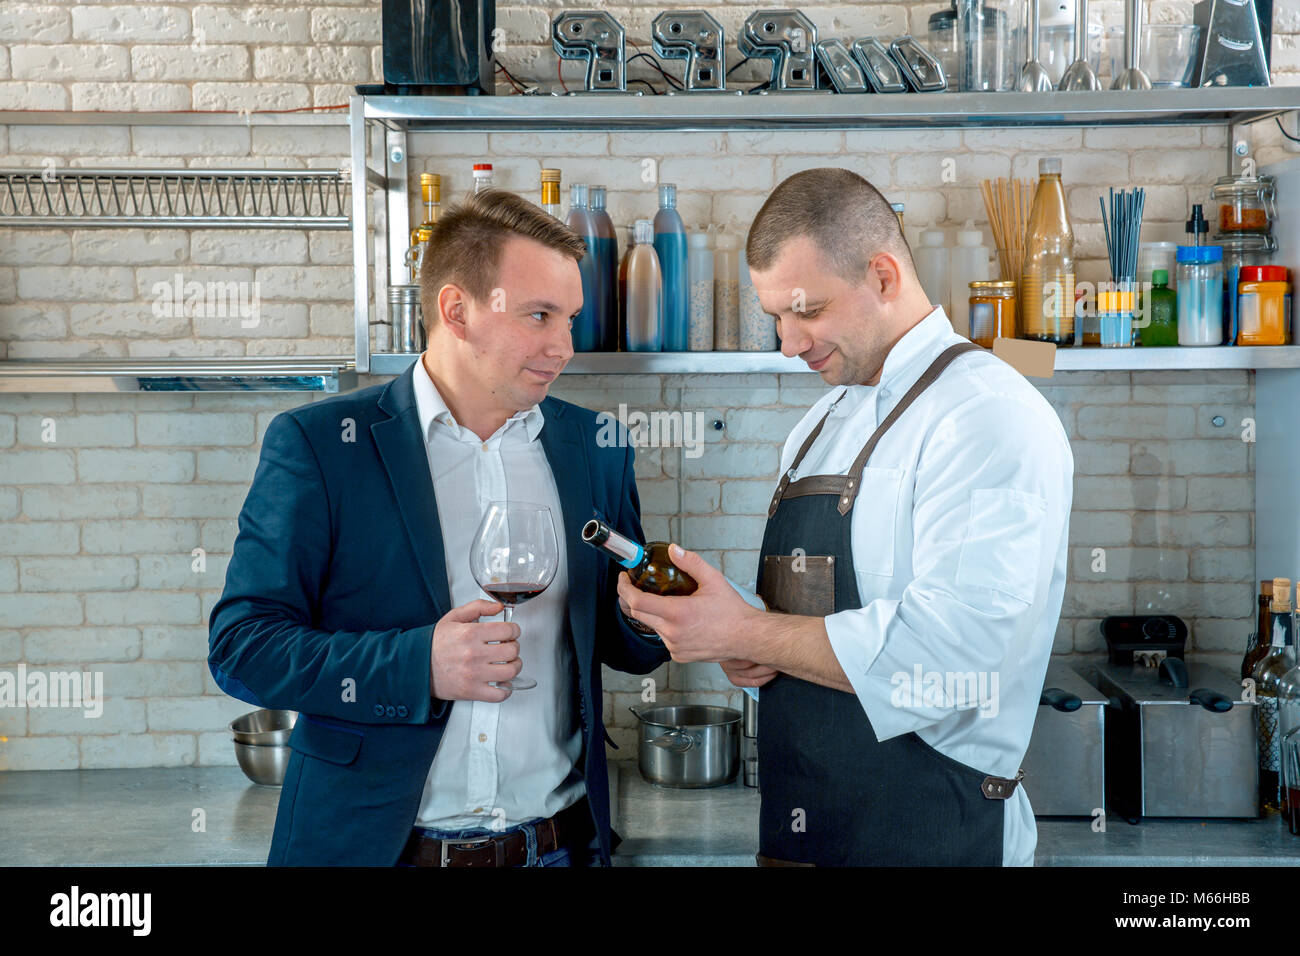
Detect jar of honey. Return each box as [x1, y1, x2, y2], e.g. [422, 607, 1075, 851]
[969, 280, 1016, 348]
[1237, 265, 1291, 346]
[1211, 174, 1276, 235]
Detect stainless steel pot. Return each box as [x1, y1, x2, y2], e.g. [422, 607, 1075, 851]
[630, 704, 740, 788]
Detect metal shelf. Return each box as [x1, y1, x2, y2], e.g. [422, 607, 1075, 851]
[361, 87, 1298, 132]
[0, 110, 353, 389]
[0, 356, 356, 393]
[1054, 345, 1300, 371]
[351, 88, 1300, 376]
[369, 347, 1300, 376]
[0, 168, 350, 229]
[0, 110, 347, 127]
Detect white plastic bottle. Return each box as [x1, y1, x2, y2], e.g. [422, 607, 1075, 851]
[948, 219, 992, 339]
[739, 248, 776, 351]
[713, 232, 740, 350]
[913, 227, 951, 321]
[687, 230, 715, 351]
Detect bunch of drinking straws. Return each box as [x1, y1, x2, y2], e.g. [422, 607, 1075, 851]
[1099, 186, 1147, 347]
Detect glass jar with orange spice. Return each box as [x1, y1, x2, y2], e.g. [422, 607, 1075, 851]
[969, 280, 1016, 348]
[1211, 174, 1276, 236]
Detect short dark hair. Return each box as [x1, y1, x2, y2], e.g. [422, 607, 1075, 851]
[746, 168, 915, 284]
[419, 188, 587, 332]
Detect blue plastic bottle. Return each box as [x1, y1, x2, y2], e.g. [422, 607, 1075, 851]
[565, 184, 601, 352]
[589, 186, 619, 352]
[653, 184, 689, 352]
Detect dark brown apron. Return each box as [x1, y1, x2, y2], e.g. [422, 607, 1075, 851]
[754, 341, 1020, 867]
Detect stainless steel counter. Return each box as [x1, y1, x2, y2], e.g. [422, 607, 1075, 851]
[1, 763, 1296, 866]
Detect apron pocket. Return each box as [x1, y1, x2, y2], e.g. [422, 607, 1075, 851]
[760, 553, 835, 616]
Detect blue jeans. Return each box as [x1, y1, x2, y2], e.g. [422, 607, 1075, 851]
[397, 817, 602, 867]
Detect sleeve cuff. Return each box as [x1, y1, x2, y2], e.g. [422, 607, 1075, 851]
[723, 575, 767, 612]
[620, 607, 663, 645]
[823, 602, 908, 740]
[727, 577, 766, 703]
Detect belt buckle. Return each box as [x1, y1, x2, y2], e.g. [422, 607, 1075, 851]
[440, 834, 495, 867]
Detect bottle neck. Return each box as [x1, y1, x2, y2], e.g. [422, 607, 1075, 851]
[582, 519, 645, 569]
[1271, 608, 1294, 648]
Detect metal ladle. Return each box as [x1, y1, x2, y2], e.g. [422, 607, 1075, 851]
[1017, 0, 1054, 92]
[1058, 0, 1100, 90]
[1111, 0, 1151, 89]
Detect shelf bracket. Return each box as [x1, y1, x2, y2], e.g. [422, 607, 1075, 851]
[1227, 118, 1255, 178]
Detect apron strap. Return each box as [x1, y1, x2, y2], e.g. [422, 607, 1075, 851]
[767, 387, 849, 518]
[835, 341, 982, 515]
[981, 769, 1026, 800]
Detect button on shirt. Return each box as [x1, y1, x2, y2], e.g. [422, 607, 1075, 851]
[411, 359, 585, 829]
[750, 307, 1073, 866]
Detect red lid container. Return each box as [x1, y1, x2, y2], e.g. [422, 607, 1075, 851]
[1240, 265, 1288, 283]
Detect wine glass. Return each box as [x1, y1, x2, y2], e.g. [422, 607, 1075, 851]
[468, 501, 558, 691]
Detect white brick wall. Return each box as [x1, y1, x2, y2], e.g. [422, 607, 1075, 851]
[0, 0, 1286, 767]
[0, 366, 1256, 768]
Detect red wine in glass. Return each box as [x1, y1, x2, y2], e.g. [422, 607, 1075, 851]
[469, 501, 558, 691]
[481, 582, 548, 605]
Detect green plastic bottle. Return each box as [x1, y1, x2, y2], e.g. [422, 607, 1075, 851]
[1140, 269, 1178, 346]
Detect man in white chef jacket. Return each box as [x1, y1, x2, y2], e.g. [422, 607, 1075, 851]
[617, 168, 1074, 866]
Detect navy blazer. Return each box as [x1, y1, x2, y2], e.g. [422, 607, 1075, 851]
[208, 364, 669, 865]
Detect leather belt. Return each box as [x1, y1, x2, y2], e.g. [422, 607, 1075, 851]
[399, 798, 593, 868]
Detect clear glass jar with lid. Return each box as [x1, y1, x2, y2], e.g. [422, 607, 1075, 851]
[928, 0, 1022, 91]
[1220, 232, 1277, 342]
[1211, 173, 1276, 235]
[969, 279, 1016, 347]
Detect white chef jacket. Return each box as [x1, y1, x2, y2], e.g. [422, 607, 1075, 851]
[744, 306, 1073, 867]
[411, 358, 586, 829]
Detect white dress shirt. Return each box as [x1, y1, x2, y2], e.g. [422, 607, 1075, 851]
[746, 307, 1073, 866]
[411, 358, 585, 829]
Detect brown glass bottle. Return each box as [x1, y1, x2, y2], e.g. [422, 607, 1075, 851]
[1253, 578, 1296, 812]
[1243, 579, 1275, 680]
[581, 518, 697, 635]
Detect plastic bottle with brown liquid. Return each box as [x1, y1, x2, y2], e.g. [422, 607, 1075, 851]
[1020, 158, 1075, 345]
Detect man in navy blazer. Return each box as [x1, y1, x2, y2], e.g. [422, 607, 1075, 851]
[209, 189, 668, 866]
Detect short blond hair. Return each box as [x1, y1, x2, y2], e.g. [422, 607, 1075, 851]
[419, 188, 587, 332]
